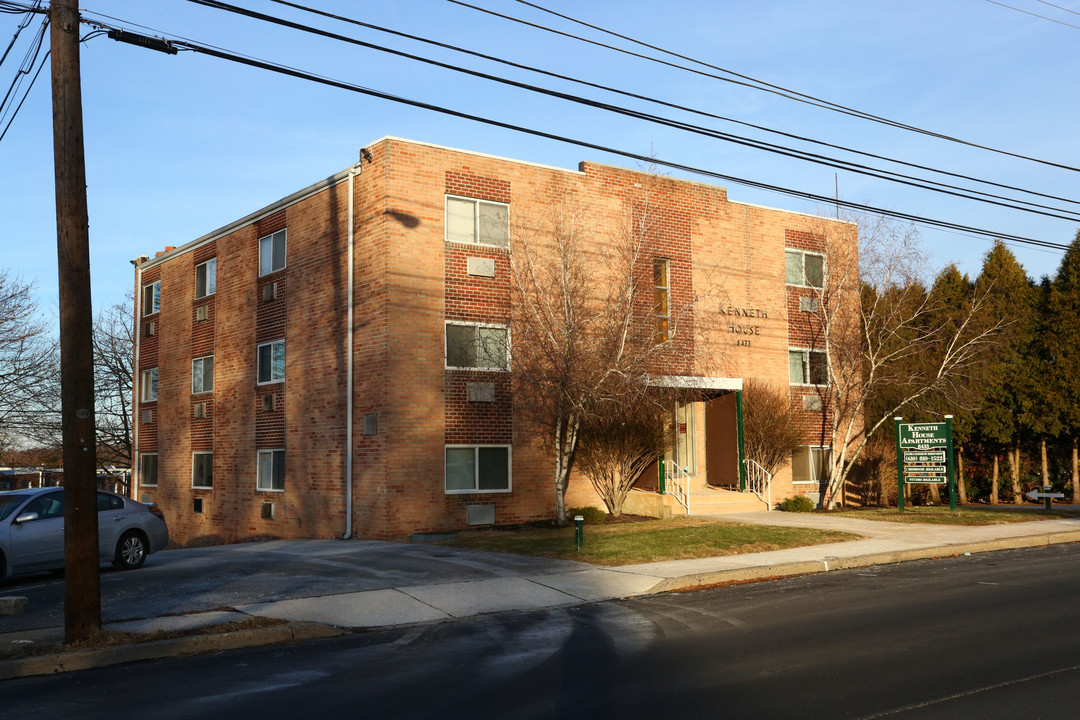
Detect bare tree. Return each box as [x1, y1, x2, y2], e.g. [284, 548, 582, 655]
[742, 378, 804, 476]
[575, 399, 668, 517]
[801, 213, 1005, 507]
[93, 295, 134, 469]
[0, 269, 59, 458]
[510, 187, 712, 523]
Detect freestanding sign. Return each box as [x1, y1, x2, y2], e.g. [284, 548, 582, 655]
[894, 416, 956, 512]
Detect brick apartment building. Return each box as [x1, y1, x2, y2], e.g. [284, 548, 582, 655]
[132, 136, 855, 545]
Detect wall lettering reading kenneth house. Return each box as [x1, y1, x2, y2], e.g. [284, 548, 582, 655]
[719, 305, 770, 347]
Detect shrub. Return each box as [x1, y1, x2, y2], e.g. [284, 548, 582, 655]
[779, 495, 816, 513]
[567, 506, 607, 524]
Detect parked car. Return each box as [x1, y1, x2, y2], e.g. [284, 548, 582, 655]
[0, 487, 168, 581]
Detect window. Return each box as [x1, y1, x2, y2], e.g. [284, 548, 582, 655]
[142, 281, 161, 316]
[97, 492, 124, 511]
[673, 402, 696, 475]
[445, 446, 511, 493]
[258, 340, 285, 384]
[789, 349, 828, 386]
[446, 323, 508, 370]
[192, 452, 213, 489]
[140, 368, 158, 402]
[785, 250, 824, 288]
[195, 258, 217, 298]
[445, 196, 509, 248]
[792, 446, 831, 485]
[140, 453, 158, 487]
[192, 355, 214, 394]
[654, 258, 670, 343]
[258, 449, 285, 491]
[23, 490, 64, 520]
[259, 229, 286, 276]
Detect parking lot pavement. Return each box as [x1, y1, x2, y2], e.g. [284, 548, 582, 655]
[0, 538, 591, 634]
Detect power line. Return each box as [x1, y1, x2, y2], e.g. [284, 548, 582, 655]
[984, 0, 1080, 29]
[1036, 0, 1080, 16]
[0, 0, 39, 68]
[0, 14, 46, 144]
[449, 0, 1080, 173]
[181, 0, 1080, 223]
[266, 0, 1080, 211]
[90, 20, 1071, 253]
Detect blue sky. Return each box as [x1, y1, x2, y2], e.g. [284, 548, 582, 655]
[1, 0, 1078, 320]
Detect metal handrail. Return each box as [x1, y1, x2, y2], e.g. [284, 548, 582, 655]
[743, 459, 773, 510]
[665, 460, 691, 513]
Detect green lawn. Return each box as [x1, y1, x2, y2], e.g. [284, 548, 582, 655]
[826, 505, 1080, 525]
[437, 516, 856, 566]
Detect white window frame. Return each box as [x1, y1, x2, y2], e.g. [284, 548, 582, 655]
[785, 250, 825, 289]
[192, 451, 214, 489]
[140, 368, 158, 402]
[791, 445, 831, 485]
[445, 321, 509, 371]
[257, 448, 285, 492]
[789, 348, 828, 386]
[444, 445, 512, 494]
[142, 281, 161, 316]
[195, 258, 217, 298]
[140, 453, 158, 487]
[445, 195, 509, 248]
[259, 229, 287, 276]
[192, 355, 214, 394]
[257, 340, 286, 385]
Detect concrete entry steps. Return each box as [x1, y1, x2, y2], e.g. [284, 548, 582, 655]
[688, 487, 769, 515]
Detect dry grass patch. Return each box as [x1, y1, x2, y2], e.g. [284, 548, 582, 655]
[439, 516, 856, 566]
[0, 615, 285, 661]
[826, 506, 1080, 525]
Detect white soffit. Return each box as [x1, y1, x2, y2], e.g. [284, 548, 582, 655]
[648, 375, 743, 392]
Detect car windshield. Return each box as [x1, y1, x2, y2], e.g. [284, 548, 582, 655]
[0, 493, 32, 522]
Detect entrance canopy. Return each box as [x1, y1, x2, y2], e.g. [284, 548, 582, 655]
[647, 375, 742, 398]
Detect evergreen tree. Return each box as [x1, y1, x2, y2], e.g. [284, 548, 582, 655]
[1047, 231, 1080, 501]
[972, 242, 1035, 504]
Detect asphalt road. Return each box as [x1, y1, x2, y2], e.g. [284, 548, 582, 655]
[4, 543, 1080, 718]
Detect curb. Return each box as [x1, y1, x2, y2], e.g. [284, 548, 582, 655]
[647, 529, 1080, 593]
[0, 622, 343, 681]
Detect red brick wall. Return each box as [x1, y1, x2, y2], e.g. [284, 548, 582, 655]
[135, 137, 860, 541]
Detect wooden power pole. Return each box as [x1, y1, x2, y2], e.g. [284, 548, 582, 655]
[51, 0, 102, 643]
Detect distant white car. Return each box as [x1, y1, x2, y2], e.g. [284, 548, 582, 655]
[0, 487, 169, 581]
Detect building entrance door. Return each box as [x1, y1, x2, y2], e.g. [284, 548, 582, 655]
[705, 393, 740, 488]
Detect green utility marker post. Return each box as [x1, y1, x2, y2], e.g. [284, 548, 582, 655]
[895, 417, 905, 512]
[574, 515, 584, 551]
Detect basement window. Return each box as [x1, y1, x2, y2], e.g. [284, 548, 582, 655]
[445, 445, 511, 493]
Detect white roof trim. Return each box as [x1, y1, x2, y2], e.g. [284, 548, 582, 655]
[648, 375, 742, 391]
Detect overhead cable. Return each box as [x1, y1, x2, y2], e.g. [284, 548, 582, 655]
[448, 0, 1080, 173]
[182, 0, 1080, 222]
[91, 21, 1071, 253]
[267, 0, 1080, 211]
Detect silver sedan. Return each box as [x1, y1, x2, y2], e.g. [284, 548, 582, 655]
[0, 487, 169, 580]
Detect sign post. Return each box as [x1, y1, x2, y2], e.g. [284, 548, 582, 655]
[895, 417, 905, 512]
[896, 418, 956, 513]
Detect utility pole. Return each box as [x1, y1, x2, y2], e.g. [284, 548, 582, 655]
[51, 0, 101, 643]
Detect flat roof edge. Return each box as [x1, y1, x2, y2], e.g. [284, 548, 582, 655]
[364, 136, 584, 176]
[139, 167, 358, 269]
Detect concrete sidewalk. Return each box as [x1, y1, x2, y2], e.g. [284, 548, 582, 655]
[4, 511, 1080, 680]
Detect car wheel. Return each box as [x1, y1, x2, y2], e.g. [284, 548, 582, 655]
[113, 531, 148, 570]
